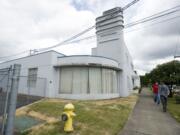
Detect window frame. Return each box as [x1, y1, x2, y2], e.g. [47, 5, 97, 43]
[27, 68, 38, 88]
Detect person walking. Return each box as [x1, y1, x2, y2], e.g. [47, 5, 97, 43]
[159, 82, 170, 112]
[152, 82, 160, 104]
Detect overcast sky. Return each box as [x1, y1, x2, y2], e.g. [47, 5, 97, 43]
[0, 0, 180, 75]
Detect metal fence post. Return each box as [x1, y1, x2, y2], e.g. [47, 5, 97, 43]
[1, 66, 12, 135]
[5, 64, 21, 135]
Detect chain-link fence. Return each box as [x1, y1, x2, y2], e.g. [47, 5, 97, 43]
[19, 76, 46, 97]
[16, 76, 46, 108]
[0, 66, 14, 135]
[0, 65, 47, 135]
[0, 67, 11, 116]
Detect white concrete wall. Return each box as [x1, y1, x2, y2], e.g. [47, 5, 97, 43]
[56, 93, 120, 100]
[56, 55, 119, 68]
[54, 56, 121, 99]
[92, 7, 135, 97]
[133, 75, 141, 88]
[0, 7, 139, 99]
[0, 51, 122, 99]
[0, 51, 64, 97]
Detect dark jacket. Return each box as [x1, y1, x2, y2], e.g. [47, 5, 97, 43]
[159, 84, 170, 98]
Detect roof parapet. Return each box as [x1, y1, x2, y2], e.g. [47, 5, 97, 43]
[103, 7, 122, 15]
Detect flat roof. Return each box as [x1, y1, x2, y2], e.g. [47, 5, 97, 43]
[58, 55, 119, 63]
[54, 64, 121, 71]
[0, 50, 65, 64]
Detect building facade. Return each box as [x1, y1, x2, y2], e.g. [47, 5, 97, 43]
[0, 7, 140, 99]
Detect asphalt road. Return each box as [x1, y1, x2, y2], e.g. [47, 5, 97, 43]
[120, 88, 180, 135]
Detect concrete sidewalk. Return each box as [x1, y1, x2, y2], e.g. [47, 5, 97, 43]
[120, 88, 180, 135]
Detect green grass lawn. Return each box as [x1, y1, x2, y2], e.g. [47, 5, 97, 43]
[168, 97, 180, 122]
[18, 95, 138, 135]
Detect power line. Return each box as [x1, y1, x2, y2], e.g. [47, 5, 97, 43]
[0, 0, 141, 60]
[38, 25, 95, 52]
[67, 35, 96, 44]
[0, 50, 29, 59]
[122, 0, 140, 11]
[0, 26, 96, 60]
[174, 30, 180, 58]
[1, 4, 180, 61]
[125, 7, 180, 28]
[22, 8, 180, 52]
[46, 14, 180, 47]
[125, 5, 180, 27]
[174, 40, 179, 58]
[36, 0, 140, 52]
[1, 14, 179, 61]
[0, 14, 178, 61]
[65, 11, 180, 44]
[39, 5, 180, 52]
[124, 15, 180, 34]
[43, 35, 96, 47]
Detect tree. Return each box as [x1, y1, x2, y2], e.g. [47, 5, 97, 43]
[140, 60, 180, 86]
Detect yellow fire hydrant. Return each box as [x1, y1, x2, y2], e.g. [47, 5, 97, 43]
[61, 103, 76, 132]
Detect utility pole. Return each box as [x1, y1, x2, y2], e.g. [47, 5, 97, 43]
[29, 49, 39, 56]
[174, 55, 180, 58]
[5, 64, 21, 135]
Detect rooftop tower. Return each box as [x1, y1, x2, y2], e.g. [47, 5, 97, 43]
[92, 7, 125, 64]
[92, 7, 134, 96]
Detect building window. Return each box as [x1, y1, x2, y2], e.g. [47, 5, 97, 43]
[59, 67, 88, 94]
[59, 67, 118, 94]
[27, 68, 38, 88]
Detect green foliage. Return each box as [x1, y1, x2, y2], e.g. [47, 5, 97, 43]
[140, 60, 180, 86]
[174, 94, 180, 104]
[168, 97, 180, 122]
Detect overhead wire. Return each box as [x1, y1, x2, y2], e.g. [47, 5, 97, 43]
[67, 9, 180, 44]
[174, 39, 178, 58]
[38, 25, 95, 52]
[125, 7, 180, 28]
[124, 15, 180, 34]
[0, 50, 29, 59]
[28, 0, 141, 53]
[125, 5, 180, 27]
[1, 4, 180, 61]
[64, 14, 180, 45]
[0, 0, 140, 60]
[174, 30, 180, 58]
[0, 26, 96, 61]
[38, 4, 180, 52]
[122, 0, 140, 10]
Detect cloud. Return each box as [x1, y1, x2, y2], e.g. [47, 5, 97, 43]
[70, 0, 180, 74]
[124, 0, 180, 74]
[127, 35, 179, 60]
[0, 0, 95, 56]
[0, 0, 180, 75]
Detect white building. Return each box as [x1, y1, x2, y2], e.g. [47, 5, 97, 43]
[132, 71, 141, 89]
[0, 7, 140, 99]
